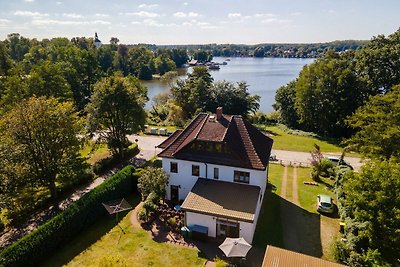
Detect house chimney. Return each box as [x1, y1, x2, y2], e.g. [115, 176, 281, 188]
[216, 107, 223, 120]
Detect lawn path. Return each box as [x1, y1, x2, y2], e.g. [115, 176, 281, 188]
[280, 166, 288, 199]
[292, 167, 299, 205]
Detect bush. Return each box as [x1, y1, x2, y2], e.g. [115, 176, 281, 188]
[137, 207, 148, 222]
[143, 200, 158, 213]
[93, 144, 139, 174]
[0, 165, 138, 267]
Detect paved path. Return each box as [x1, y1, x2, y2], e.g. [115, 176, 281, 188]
[127, 134, 166, 160]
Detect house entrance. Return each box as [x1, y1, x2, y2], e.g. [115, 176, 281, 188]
[216, 219, 239, 238]
[170, 185, 179, 203]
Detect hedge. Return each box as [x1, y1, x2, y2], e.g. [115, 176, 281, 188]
[0, 165, 138, 267]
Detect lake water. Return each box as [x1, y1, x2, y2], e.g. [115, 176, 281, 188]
[143, 57, 314, 113]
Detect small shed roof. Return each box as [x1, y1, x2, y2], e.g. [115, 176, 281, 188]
[262, 245, 347, 267]
[181, 178, 260, 222]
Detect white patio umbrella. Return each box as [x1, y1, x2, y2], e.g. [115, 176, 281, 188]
[218, 237, 252, 257]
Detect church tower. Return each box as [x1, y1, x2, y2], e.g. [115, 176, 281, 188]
[94, 32, 102, 49]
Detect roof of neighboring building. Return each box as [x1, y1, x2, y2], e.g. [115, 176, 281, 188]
[157, 111, 273, 170]
[262, 246, 347, 267]
[181, 178, 260, 222]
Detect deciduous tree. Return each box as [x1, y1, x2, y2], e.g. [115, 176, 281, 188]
[86, 72, 147, 158]
[0, 96, 85, 199]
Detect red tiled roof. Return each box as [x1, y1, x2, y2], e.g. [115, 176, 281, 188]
[158, 112, 273, 170]
[262, 246, 347, 267]
[157, 130, 182, 149]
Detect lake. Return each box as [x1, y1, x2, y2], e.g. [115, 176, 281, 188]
[142, 57, 314, 113]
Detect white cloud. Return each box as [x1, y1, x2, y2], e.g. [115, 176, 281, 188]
[183, 2, 188, 6]
[0, 19, 11, 23]
[95, 13, 109, 18]
[56, 1, 62, 4]
[32, 19, 110, 26]
[62, 13, 84, 19]
[24, 0, 35, 2]
[138, 4, 158, 9]
[13, 10, 49, 17]
[254, 13, 276, 18]
[291, 12, 302, 16]
[228, 13, 242, 18]
[143, 19, 163, 27]
[173, 12, 199, 18]
[131, 21, 141, 25]
[126, 11, 160, 18]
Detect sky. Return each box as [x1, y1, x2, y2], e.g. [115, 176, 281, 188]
[0, 0, 399, 45]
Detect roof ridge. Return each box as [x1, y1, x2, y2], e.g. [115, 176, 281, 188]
[159, 113, 206, 156]
[234, 116, 263, 168]
[173, 113, 208, 155]
[221, 115, 233, 141]
[194, 113, 209, 140]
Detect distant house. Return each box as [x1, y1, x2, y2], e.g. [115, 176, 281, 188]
[188, 59, 198, 66]
[157, 107, 273, 243]
[262, 245, 347, 267]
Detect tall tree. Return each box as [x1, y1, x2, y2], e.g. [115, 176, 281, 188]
[346, 84, 400, 159]
[294, 51, 366, 137]
[355, 29, 400, 94]
[86, 73, 147, 158]
[27, 60, 73, 101]
[273, 81, 299, 128]
[0, 96, 84, 199]
[340, 159, 400, 265]
[208, 81, 260, 115]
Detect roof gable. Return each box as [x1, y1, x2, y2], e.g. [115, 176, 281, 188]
[158, 112, 273, 170]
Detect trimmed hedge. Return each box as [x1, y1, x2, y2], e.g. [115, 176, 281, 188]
[0, 165, 138, 267]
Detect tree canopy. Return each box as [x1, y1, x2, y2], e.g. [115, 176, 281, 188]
[0, 96, 84, 200]
[86, 72, 147, 158]
[338, 159, 400, 266]
[346, 85, 400, 159]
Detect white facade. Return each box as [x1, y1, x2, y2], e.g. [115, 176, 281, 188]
[162, 157, 268, 202]
[185, 211, 256, 244]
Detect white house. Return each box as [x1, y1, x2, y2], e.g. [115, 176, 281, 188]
[157, 107, 273, 244]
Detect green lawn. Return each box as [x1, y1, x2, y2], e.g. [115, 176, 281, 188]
[80, 141, 110, 165]
[296, 167, 335, 213]
[42, 195, 206, 267]
[257, 125, 345, 153]
[253, 164, 284, 248]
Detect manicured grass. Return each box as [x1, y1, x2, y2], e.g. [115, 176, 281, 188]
[296, 167, 335, 213]
[257, 125, 344, 153]
[80, 141, 110, 165]
[268, 163, 285, 195]
[253, 163, 284, 248]
[42, 195, 206, 267]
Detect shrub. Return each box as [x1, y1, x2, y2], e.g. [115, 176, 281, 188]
[167, 217, 176, 227]
[143, 200, 158, 213]
[137, 207, 148, 222]
[0, 165, 138, 267]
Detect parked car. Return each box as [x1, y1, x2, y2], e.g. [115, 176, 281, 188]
[317, 194, 334, 214]
[326, 156, 353, 170]
[269, 151, 277, 161]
